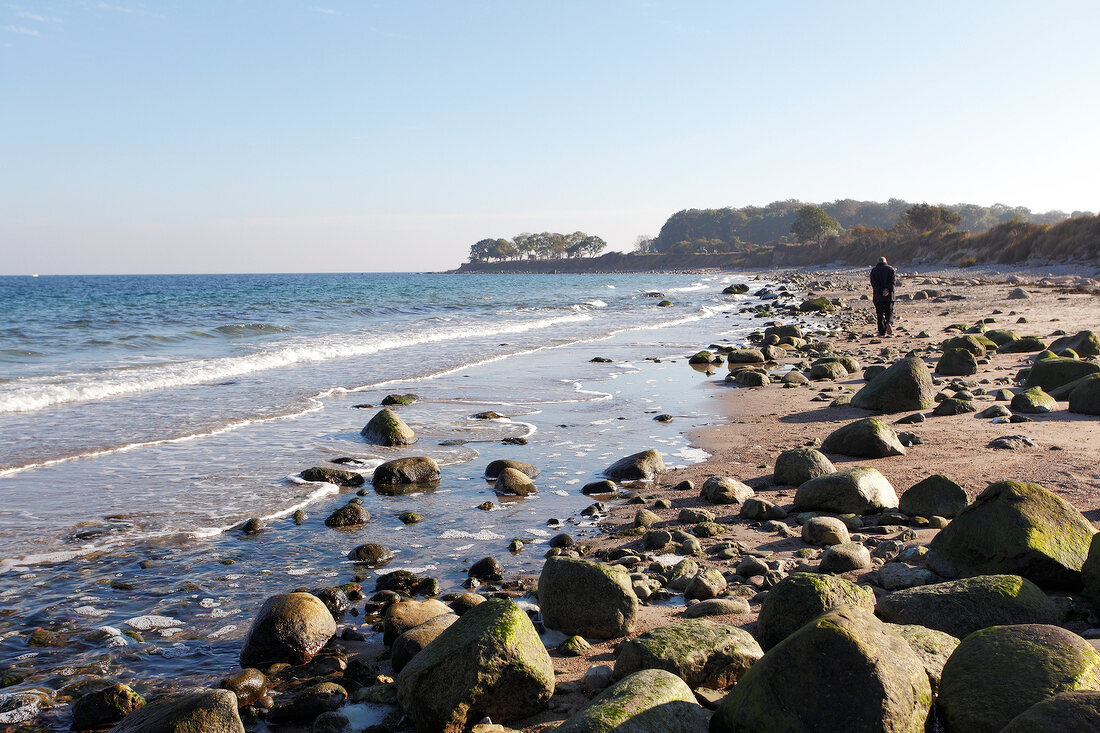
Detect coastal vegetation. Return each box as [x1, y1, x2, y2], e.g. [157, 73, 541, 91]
[468, 231, 607, 262]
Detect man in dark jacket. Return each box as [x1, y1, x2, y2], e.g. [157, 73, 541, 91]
[869, 256, 897, 336]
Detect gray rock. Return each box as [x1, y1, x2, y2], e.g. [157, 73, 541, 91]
[773, 448, 835, 486]
[877, 563, 940, 591]
[885, 623, 959, 691]
[820, 542, 872, 573]
[1011, 386, 1057, 413]
[700, 476, 754, 505]
[684, 597, 750, 618]
[801, 516, 850, 546]
[485, 459, 538, 479]
[494, 466, 536, 496]
[899, 475, 967, 518]
[820, 418, 906, 458]
[108, 688, 243, 733]
[538, 557, 638, 639]
[383, 599, 453, 645]
[614, 619, 762, 689]
[793, 467, 898, 516]
[603, 449, 665, 482]
[360, 408, 417, 446]
[554, 669, 707, 733]
[739, 497, 788, 520]
[323, 500, 371, 528]
[391, 613, 459, 673]
[685, 568, 728, 601]
[372, 456, 441, 487]
[936, 347, 978, 377]
[1001, 690, 1100, 732]
[347, 543, 394, 566]
[850, 355, 936, 413]
[239, 593, 336, 667]
[72, 683, 145, 731]
[677, 507, 714, 524]
[756, 572, 876, 649]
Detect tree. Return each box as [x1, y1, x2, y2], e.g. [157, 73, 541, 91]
[633, 235, 656, 254]
[900, 204, 962, 233]
[790, 205, 841, 243]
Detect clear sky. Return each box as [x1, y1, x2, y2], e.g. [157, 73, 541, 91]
[2, 1, 1098, 274]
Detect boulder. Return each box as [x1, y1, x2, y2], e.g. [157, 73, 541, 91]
[801, 516, 849, 546]
[711, 606, 932, 733]
[725, 348, 765, 364]
[878, 563, 940, 591]
[820, 418, 906, 458]
[323, 500, 370, 527]
[739, 497, 788, 521]
[1007, 287, 1029, 299]
[347, 543, 394, 567]
[1025, 356, 1100, 392]
[983, 329, 1018, 346]
[1080, 533, 1100, 605]
[1001, 690, 1100, 732]
[810, 359, 849, 381]
[899, 475, 967, 518]
[494, 466, 536, 496]
[218, 669, 266, 708]
[678, 507, 714, 524]
[372, 456, 441, 487]
[360, 407, 417, 446]
[773, 448, 835, 486]
[926, 480, 1095, 590]
[724, 283, 751, 295]
[685, 568, 727, 600]
[850, 356, 935, 413]
[997, 335, 1046, 353]
[936, 347, 978, 377]
[729, 369, 769, 387]
[613, 619, 763, 689]
[300, 467, 364, 487]
[108, 688, 243, 733]
[1049, 330, 1100, 358]
[684, 598, 750, 618]
[391, 613, 459, 673]
[700, 476, 754, 505]
[553, 669, 707, 733]
[239, 593, 336, 666]
[931, 397, 976, 416]
[395, 599, 554, 733]
[538, 557, 638, 638]
[765, 323, 803, 340]
[975, 404, 1011, 418]
[381, 392, 418, 405]
[1011, 386, 1058, 413]
[819, 542, 872, 573]
[799, 296, 834, 312]
[937, 624, 1100, 733]
[793, 467, 898, 516]
[885, 623, 959, 691]
[384, 599, 453, 645]
[266, 682, 346, 725]
[942, 335, 987, 357]
[603, 449, 665, 482]
[1067, 374, 1100, 414]
[688, 350, 717, 364]
[875, 574, 1063, 639]
[756, 572, 876, 650]
[72, 683, 145, 730]
[484, 459, 538, 479]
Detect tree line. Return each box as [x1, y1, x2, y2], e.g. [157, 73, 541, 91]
[650, 199, 1090, 254]
[468, 231, 607, 262]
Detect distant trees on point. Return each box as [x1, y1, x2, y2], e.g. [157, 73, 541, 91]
[468, 231, 607, 262]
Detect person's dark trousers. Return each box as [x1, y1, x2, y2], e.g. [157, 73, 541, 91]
[874, 299, 893, 336]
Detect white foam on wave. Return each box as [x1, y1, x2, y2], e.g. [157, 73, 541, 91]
[440, 529, 504, 540]
[665, 282, 709, 293]
[0, 312, 593, 415]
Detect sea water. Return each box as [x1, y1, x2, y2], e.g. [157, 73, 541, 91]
[0, 271, 796, 728]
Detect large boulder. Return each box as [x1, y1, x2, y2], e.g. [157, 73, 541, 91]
[885, 623, 959, 691]
[793, 467, 898, 515]
[726, 348, 765, 365]
[926, 480, 1095, 590]
[942, 335, 986, 357]
[538, 557, 638, 639]
[850, 355, 935, 413]
[109, 688, 243, 733]
[1011, 386, 1057, 413]
[875, 574, 1063, 639]
[1050, 330, 1100, 358]
[1001, 690, 1100, 732]
[1068, 374, 1100, 415]
[983, 328, 1018, 346]
[810, 358, 849, 381]
[937, 624, 1100, 733]
[239, 593, 336, 666]
[394, 599, 554, 733]
[323, 500, 370, 527]
[899, 475, 967, 518]
[603, 449, 665, 482]
[383, 599, 453, 645]
[1025, 356, 1100, 392]
[820, 418, 906, 458]
[711, 606, 932, 733]
[553, 669, 707, 733]
[1079, 533, 1100, 605]
[360, 407, 417, 446]
[612, 619, 762, 689]
[773, 448, 835, 486]
[998, 335, 1047, 353]
[700, 476, 754, 505]
[494, 466, 536, 496]
[300, 467, 364, 487]
[485, 459, 538, 479]
[72, 683, 145, 730]
[936, 347, 978, 377]
[371, 456, 441, 487]
[391, 613, 459, 673]
[756, 572, 876, 650]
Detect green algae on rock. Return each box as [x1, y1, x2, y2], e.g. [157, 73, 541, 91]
[756, 572, 876, 650]
[612, 619, 762, 689]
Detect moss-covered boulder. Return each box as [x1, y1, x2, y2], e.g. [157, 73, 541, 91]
[774, 448, 835, 486]
[1069, 374, 1100, 415]
[381, 392, 418, 405]
[109, 688, 243, 733]
[395, 599, 554, 733]
[884, 623, 959, 692]
[360, 407, 417, 446]
[323, 500, 371, 527]
[538, 557, 637, 639]
[983, 329, 1018, 346]
[899, 474, 967, 518]
[712, 606, 931, 733]
[484, 459, 538, 479]
[391, 613, 458, 673]
[937, 624, 1100, 733]
[942, 335, 987, 357]
[931, 397, 976, 416]
[730, 369, 769, 386]
[603, 449, 665, 481]
[723, 283, 751, 295]
[850, 356, 935, 413]
[612, 619, 762, 689]
[71, 683, 145, 730]
[725, 348, 765, 365]
[936, 347, 978, 377]
[998, 335, 1047, 353]
[1001, 690, 1100, 732]
[793, 467, 898, 515]
[1050, 330, 1100, 358]
[875, 575, 1063, 639]
[700, 476, 754, 505]
[926, 480, 1095, 590]
[300, 467, 365, 487]
[239, 593, 336, 666]
[688, 350, 719, 364]
[756, 572, 876, 649]
[371, 456, 440, 488]
[1011, 386, 1058, 413]
[820, 417, 906, 458]
[765, 323, 803, 340]
[494, 466, 536, 496]
[1079, 533, 1100, 605]
[799, 296, 834, 312]
[1025, 356, 1100, 392]
[810, 358, 849, 381]
[347, 543, 393, 566]
[553, 669, 707, 733]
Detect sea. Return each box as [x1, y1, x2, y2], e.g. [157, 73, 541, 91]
[0, 271, 796, 728]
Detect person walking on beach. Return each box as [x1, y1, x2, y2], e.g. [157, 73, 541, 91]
[870, 256, 897, 337]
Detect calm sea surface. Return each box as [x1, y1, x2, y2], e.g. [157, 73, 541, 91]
[0, 271, 794, 728]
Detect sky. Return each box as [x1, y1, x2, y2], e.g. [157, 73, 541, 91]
[2, 1, 1098, 274]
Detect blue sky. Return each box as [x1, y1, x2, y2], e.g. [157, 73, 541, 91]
[2, 1, 1098, 273]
